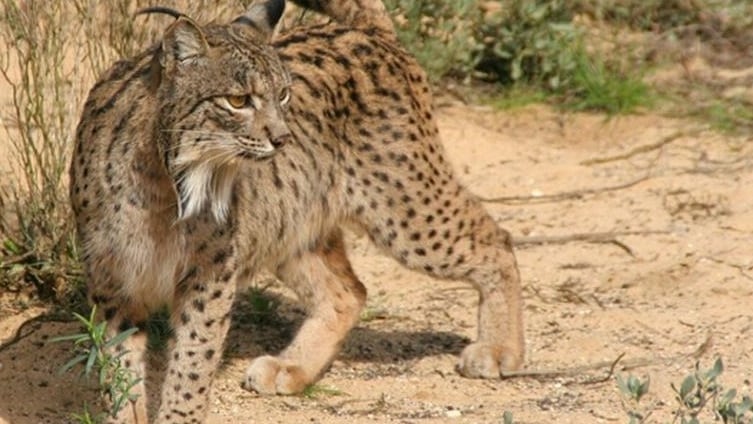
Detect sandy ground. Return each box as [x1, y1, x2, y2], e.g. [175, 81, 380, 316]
[1, 94, 752, 423]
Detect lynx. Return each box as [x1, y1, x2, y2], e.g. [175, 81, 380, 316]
[69, 0, 524, 422]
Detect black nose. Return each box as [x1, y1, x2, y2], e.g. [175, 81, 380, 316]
[271, 134, 292, 148]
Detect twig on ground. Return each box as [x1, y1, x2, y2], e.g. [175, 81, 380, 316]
[501, 334, 712, 383]
[0, 311, 73, 353]
[514, 230, 670, 255]
[701, 256, 753, 281]
[580, 130, 700, 166]
[478, 175, 650, 204]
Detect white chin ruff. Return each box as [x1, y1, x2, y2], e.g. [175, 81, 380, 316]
[176, 162, 238, 223]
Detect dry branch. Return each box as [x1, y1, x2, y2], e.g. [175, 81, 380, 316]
[500, 334, 712, 383]
[580, 129, 701, 166]
[0, 311, 72, 353]
[513, 230, 670, 255]
[478, 175, 650, 204]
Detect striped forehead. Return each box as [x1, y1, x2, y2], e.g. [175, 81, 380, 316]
[204, 28, 288, 92]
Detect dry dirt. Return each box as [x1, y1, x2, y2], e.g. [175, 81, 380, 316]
[1, 92, 753, 423]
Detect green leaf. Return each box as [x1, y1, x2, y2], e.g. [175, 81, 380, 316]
[3, 238, 21, 254]
[48, 332, 88, 344]
[616, 374, 629, 394]
[721, 388, 737, 404]
[503, 410, 514, 424]
[636, 377, 650, 401]
[707, 357, 724, 380]
[84, 348, 98, 376]
[103, 327, 139, 349]
[679, 375, 696, 400]
[59, 354, 88, 374]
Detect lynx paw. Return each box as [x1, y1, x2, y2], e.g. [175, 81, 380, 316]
[242, 355, 309, 395]
[456, 342, 523, 379]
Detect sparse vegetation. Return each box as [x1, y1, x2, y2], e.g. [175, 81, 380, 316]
[694, 98, 753, 135]
[564, 48, 654, 114]
[50, 307, 141, 422]
[617, 358, 753, 424]
[616, 373, 653, 424]
[301, 383, 346, 399]
[386, 0, 582, 88]
[0, 0, 85, 306]
[1, 0, 750, 308]
[1, 0, 753, 421]
[236, 281, 282, 326]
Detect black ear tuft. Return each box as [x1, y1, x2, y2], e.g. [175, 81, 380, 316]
[233, 0, 286, 41]
[265, 0, 286, 27]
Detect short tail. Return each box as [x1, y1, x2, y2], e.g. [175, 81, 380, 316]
[289, 0, 395, 35]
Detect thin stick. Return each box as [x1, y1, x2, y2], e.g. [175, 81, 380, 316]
[580, 130, 699, 166]
[514, 230, 669, 256]
[0, 311, 73, 353]
[501, 334, 712, 383]
[478, 175, 650, 204]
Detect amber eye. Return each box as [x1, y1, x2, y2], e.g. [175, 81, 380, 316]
[226, 95, 251, 109]
[278, 88, 291, 105]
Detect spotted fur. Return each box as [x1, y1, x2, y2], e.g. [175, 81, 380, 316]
[70, 0, 524, 422]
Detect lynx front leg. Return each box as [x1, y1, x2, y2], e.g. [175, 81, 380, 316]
[455, 226, 524, 378]
[243, 230, 366, 395]
[155, 268, 238, 423]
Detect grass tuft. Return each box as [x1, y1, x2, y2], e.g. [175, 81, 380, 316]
[564, 50, 654, 115]
[301, 383, 346, 399]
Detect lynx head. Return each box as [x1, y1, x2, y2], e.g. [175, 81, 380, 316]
[147, 0, 291, 222]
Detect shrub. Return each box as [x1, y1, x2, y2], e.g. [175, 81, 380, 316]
[386, 0, 581, 89]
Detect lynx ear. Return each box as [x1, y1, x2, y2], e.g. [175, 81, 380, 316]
[161, 17, 207, 65]
[232, 0, 286, 41]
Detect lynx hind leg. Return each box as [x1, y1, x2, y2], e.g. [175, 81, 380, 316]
[358, 184, 524, 378]
[89, 298, 149, 424]
[243, 230, 366, 395]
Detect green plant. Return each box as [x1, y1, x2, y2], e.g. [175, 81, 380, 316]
[301, 383, 345, 399]
[565, 48, 654, 114]
[70, 406, 100, 424]
[672, 358, 753, 424]
[50, 307, 141, 421]
[237, 282, 281, 326]
[701, 99, 753, 135]
[474, 0, 580, 89]
[617, 359, 753, 424]
[486, 85, 550, 110]
[503, 410, 515, 424]
[385, 0, 478, 80]
[0, 0, 86, 305]
[385, 0, 583, 89]
[616, 374, 652, 424]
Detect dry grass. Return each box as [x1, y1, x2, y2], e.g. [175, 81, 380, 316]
[0, 0, 248, 306]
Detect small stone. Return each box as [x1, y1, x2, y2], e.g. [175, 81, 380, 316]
[445, 410, 462, 418]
